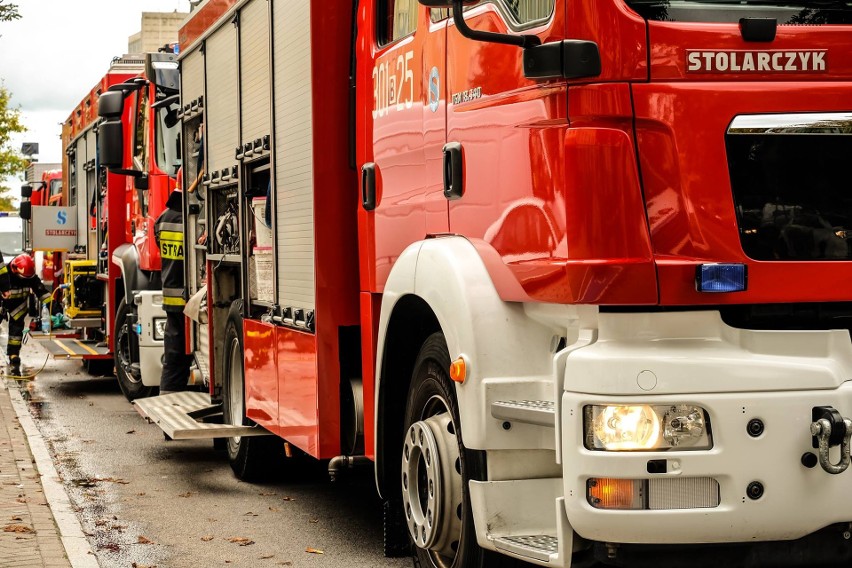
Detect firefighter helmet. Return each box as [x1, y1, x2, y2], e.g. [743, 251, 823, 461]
[10, 254, 35, 278]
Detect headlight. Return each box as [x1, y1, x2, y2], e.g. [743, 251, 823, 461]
[584, 404, 712, 451]
[153, 318, 167, 341]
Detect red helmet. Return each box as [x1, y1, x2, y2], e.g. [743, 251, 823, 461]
[10, 254, 35, 278]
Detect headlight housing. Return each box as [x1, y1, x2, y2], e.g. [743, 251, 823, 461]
[584, 404, 712, 451]
[153, 317, 167, 341]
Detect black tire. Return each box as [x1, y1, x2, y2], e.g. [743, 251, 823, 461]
[401, 332, 524, 568]
[114, 298, 156, 401]
[222, 301, 283, 481]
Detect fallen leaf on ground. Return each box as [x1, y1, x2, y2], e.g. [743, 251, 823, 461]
[244, 512, 258, 517]
[268, 507, 279, 512]
[227, 536, 255, 546]
[137, 535, 154, 544]
[3, 524, 34, 533]
[260, 554, 274, 559]
[281, 496, 295, 501]
[258, 492, 276, 496]
[178, 492, 193, 498]
[10, 516, 22, 521]
[278, 562, 292, 566]
[126, 430, 136, 434]
[305, 548, 324, 554]
[99, 477, 130, 485]
[98, 543, 120, 552]
[201, 535, 214, 542]
[309, 519, 318, 524]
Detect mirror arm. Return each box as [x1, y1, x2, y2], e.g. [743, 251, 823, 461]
[152, 94, 180, 110]
[451, 1, 540, 49]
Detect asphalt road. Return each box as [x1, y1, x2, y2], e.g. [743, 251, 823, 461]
[17, 340, 412, 568]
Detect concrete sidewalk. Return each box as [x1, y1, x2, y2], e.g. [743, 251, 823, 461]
[0, 378, 86, 568]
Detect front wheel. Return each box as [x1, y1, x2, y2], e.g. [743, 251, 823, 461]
[401, 332, 523, 568]
[115, 298, 156, 401]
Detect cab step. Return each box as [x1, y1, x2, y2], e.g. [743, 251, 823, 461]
[491, 400, 555, 427]
[133, 392, 271, 440]
[470, 478, 570, 567]
[493, 535, 559, 563]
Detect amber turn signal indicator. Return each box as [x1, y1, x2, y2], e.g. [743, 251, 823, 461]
[449, 357, 467, 383]
[587, 478, 644, 510]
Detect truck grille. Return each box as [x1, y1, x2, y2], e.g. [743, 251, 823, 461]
[648, 477, 720, 510]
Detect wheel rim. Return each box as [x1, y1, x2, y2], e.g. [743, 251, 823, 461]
[116, 316, 140, 384]
[401, 395, 463, 566]
[227, 334, 243, 445]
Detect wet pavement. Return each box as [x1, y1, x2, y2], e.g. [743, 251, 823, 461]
[0, 378, 73, 567]
[18, 339, 412, 568]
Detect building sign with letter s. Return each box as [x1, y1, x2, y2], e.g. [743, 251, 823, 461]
[32, 206, 78, 251]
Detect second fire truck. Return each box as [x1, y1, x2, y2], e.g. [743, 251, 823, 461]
[57, 53, 178, 396]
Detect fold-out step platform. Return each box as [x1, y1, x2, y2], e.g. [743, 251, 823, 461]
[133, 392, 271, 440]
[37, 337, 111, 359]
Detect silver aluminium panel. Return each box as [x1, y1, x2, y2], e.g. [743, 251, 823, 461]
[205, 22, 239, 175]
[85, 130, 98, 252]
[240, 0, 270, 145]
[75, 137, 88, 247]
[272, 0, 315, 311]
[181, 47, 205, 107]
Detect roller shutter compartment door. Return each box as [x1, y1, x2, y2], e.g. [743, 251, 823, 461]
[205, 24, 239, 175]
[239, 0, 271, 146]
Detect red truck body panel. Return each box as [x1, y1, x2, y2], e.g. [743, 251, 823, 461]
[182, 0, 852, 460]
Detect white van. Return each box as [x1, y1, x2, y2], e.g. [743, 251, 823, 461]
[0, 214, 23, 259]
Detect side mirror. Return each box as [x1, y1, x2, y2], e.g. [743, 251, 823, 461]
[20, 184, 32, 198]
[423, 0, 601, 81]
[20, 201, 31, 221]
[98, 120, 124, 168]
[98, 91, 125, 119]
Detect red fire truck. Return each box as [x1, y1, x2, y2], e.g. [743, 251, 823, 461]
[54, 54, 178, 396]
[132, 1, 852, 567]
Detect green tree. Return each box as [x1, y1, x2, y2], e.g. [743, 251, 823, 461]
[0, 0, 22, 210]
[0, 85, 26, 210]
[0, 1, 19, 23]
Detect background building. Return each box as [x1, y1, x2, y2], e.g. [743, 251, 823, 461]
[128, 11, 187, 54]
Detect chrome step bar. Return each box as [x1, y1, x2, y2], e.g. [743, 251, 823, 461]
[491, 400, 555, 427]
[493, 534, 559, 563]
[133, 392, 271, 440]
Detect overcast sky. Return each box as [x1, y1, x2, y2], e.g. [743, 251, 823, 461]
[0, 0, 192, 182]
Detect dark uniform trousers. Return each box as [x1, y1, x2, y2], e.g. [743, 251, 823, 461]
[155, 202, 193, 392]
[4, 274, 50, 358]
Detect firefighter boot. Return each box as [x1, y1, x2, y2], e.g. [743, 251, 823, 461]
[8, 355, 21, 378]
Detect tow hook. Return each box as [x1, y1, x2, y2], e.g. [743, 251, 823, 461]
[810, 406, 852, 474]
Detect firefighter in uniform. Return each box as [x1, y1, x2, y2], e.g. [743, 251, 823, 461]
[3, 255, 50, 376]
[155, 179, 193, 394]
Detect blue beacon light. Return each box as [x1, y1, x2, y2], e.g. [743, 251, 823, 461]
[696, 263, 747, 293]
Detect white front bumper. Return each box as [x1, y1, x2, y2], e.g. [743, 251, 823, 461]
[561, 311, 852, 544]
